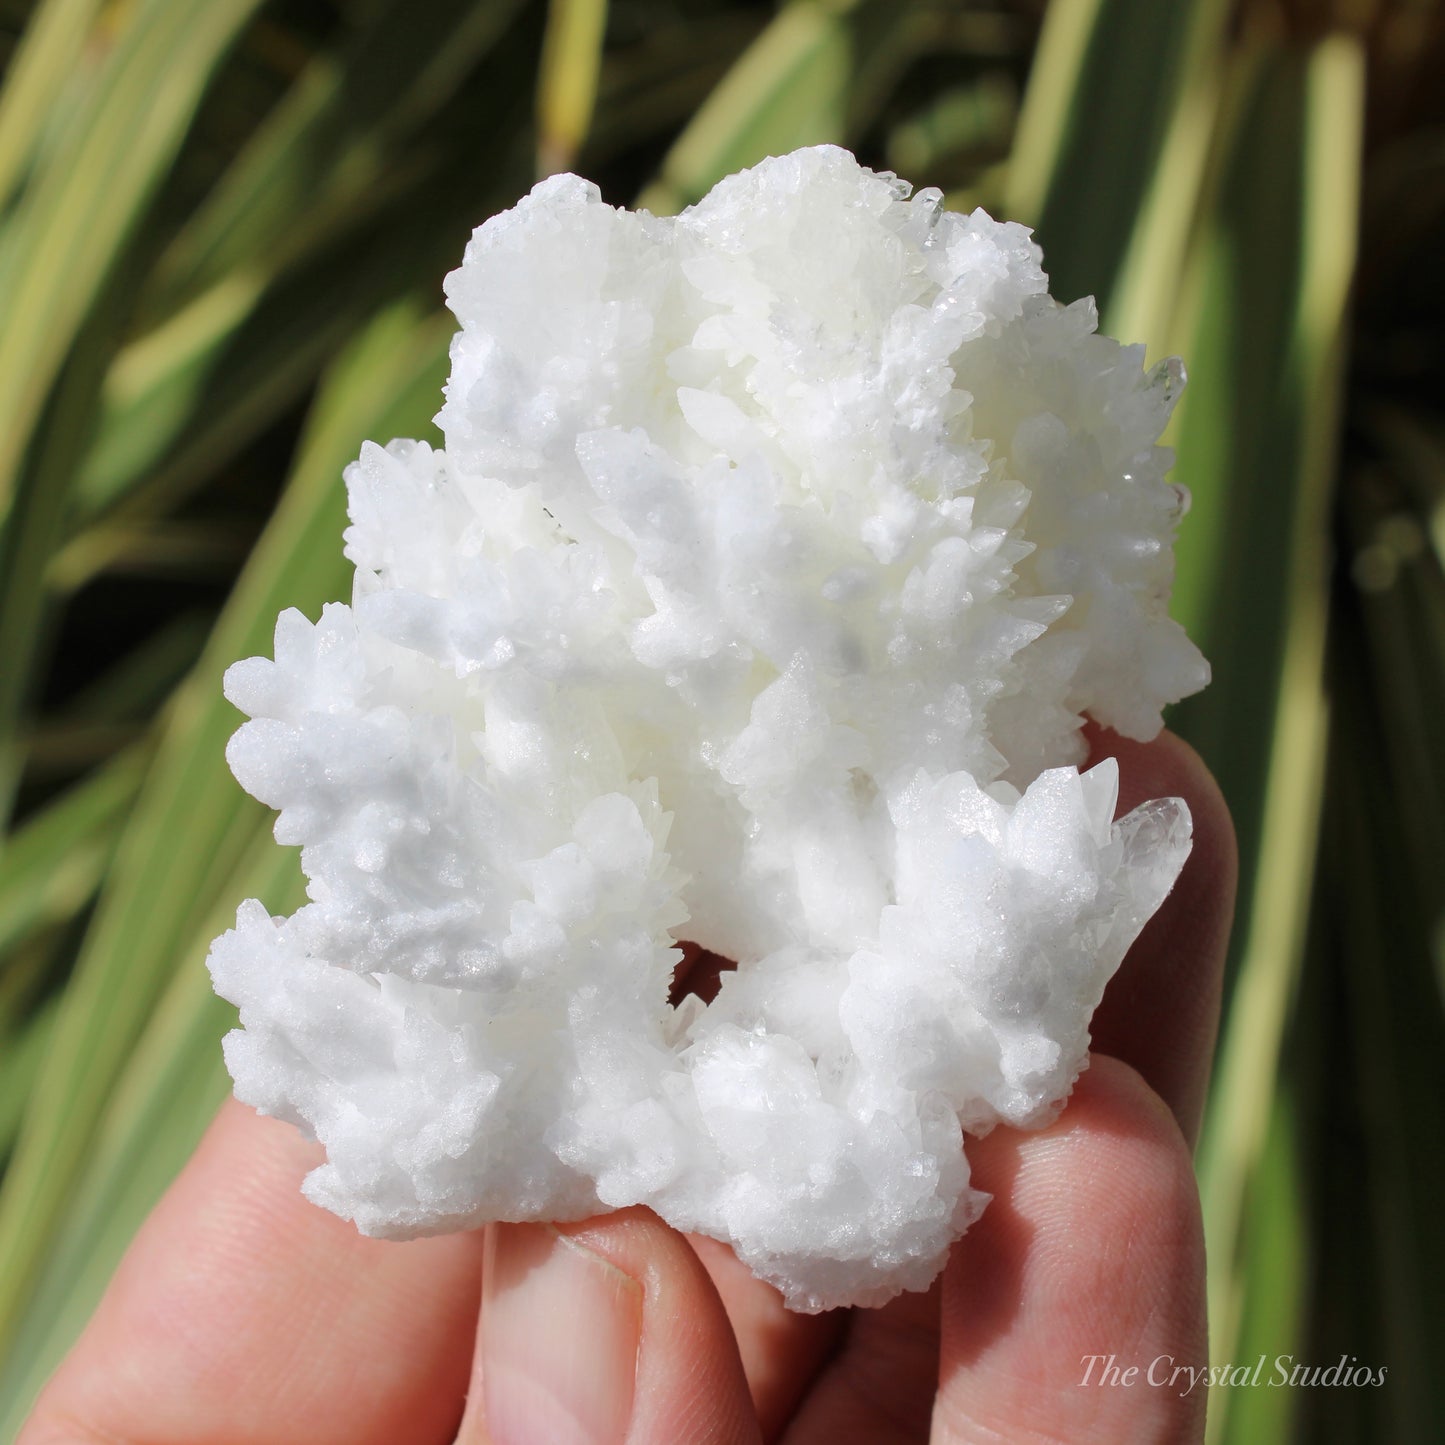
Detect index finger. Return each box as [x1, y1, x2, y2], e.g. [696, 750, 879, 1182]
[1086, 723, 1237, 1146]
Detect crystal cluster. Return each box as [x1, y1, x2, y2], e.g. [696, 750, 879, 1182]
[208, 146, 1208, 1311]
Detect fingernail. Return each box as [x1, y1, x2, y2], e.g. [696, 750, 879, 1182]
[483, 1222, 643, 1445]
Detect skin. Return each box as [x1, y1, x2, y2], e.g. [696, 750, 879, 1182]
[20, 724, 1235, 1445]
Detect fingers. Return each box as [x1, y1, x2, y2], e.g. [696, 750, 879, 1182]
[686, 1233, 844, 1440]
[669, 962, 843, 1439]
[457, 1206, 762, 1445]
[670, 724, 1230, 1444]
[1086, 724, 1237, 1146]
[20, 1098, 484, 1445]
[780, 1283, 942, 1445]
[25, 727, 1226, 1445]
[931, 1056, 1208, 1445]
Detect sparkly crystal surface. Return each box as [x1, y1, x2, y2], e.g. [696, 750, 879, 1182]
[208, 146, 1207, 1311]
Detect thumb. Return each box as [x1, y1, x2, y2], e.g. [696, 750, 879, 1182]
[457, 1207, 762, 1445]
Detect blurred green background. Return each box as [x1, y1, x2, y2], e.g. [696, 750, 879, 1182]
[0, 0, 1440, 1438]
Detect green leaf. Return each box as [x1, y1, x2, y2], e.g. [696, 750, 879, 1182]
[1102, 0, 1234, 354]
[1303, 579, 1445, 1443]
[61, 0, 531, 534]
[537, 0, 610, 175]
[1180, 37, 1365, 1441]
[0, 996, 60, 1163]
[0, 0, 105, 214]
[0, 0, 267, 524]
[885, 73, 1017, 182]
[1215, 1084, 1305, 1442]
[145, 0, 528, 316]
[0, 749, 148, 963]
[1006, 0, 1209, 312]
[0, 227, 146, 823]
[638, 0, 860, 213]
[0, 296, 454, 1360]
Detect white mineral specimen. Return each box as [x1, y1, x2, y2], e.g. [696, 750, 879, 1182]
[208, 145, 1208, 1312]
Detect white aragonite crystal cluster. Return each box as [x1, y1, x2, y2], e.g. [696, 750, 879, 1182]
[208, 145, 1209, 1312]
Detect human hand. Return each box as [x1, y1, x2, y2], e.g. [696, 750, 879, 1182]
[20, 726, 1234, 1445]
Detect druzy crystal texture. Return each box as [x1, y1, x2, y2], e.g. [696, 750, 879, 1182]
[208, 145, 1209, 1312]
